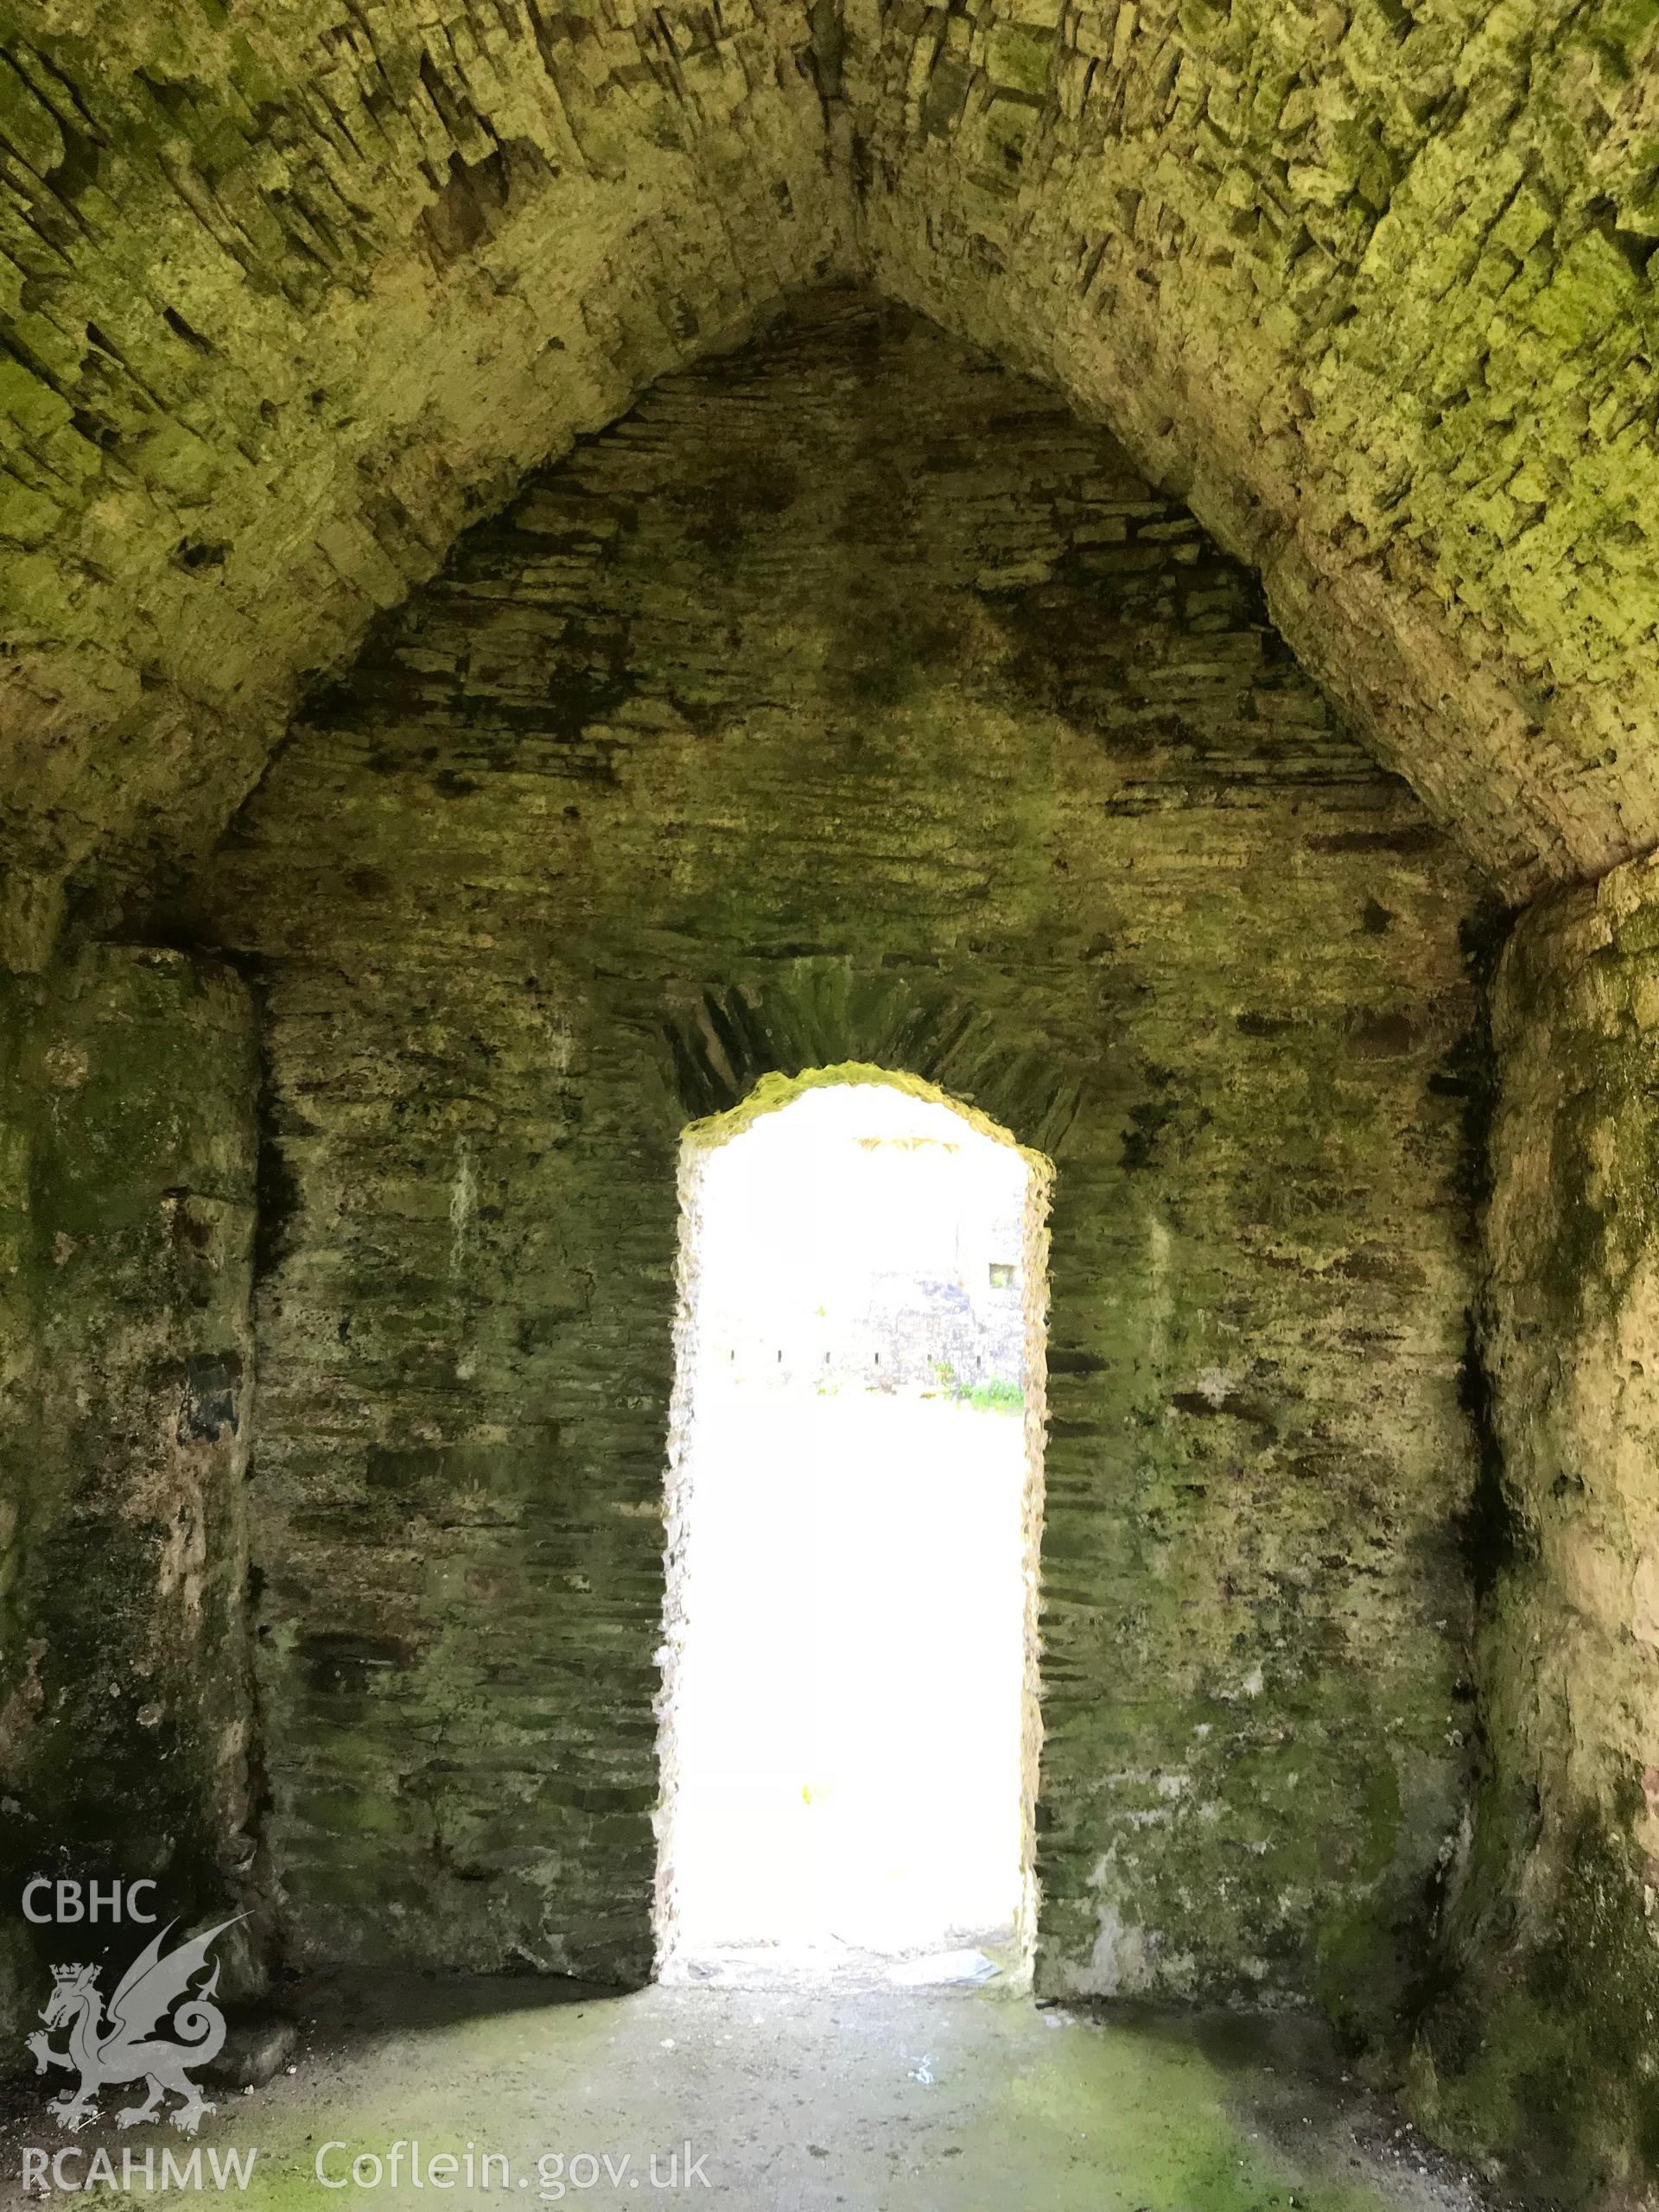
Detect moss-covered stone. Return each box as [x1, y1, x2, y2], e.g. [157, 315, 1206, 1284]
[0, 947, 261, 2027]
[2, 0, 1657, 951]
[1415, 849, 1659, 2200]
[0, 0, 854, 964]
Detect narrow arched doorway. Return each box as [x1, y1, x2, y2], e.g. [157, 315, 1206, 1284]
[654, 1067, 1051, 1984]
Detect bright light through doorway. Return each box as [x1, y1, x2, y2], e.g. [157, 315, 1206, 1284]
[655, 1072, 1049, 1986]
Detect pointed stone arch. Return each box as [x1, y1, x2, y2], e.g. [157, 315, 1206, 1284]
[0, 0, 852, 961]
[5, 0, 1659, 956]
[847, 0, 1659, 899]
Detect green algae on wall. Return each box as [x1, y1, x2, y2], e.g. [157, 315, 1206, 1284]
[851, 0, 1659, 897]
[0, 0, 852, 968]
[1414, 850, 1659, 2200]
[189, 291, 1484, 2038]
[0, 946, 261, 2029]
[3, 0, 1656, 959]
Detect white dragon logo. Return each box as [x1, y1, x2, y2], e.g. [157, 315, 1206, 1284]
[26, 1916, 241, 2136]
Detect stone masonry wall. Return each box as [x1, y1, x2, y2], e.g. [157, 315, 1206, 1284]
[191, 291, 1484, 2034]
[1414, 851, 1659, 2200]
[0, 0, 850, 964]
[0, 946, 261, 2031]
[849, 0, 1659, 897]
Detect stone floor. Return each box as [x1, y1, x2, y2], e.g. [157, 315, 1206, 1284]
[1, 1971, 1512, 2210]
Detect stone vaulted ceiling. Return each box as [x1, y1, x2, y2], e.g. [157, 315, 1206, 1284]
[0, 0, 1656, 963]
